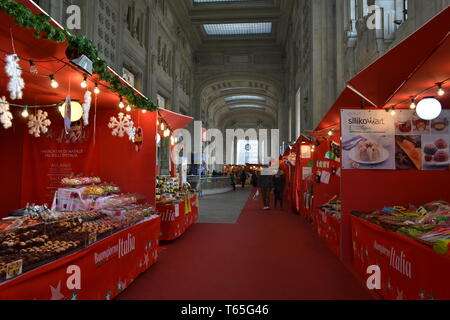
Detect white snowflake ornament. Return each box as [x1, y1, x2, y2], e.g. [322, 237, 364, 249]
[28, 110, 51, 137]
[5, 54, 25, 100]
[127, 125, 136, 142]
[82, 90, 92, 126]
[108, 112, 133, 137]
[0, 96, 13, 129]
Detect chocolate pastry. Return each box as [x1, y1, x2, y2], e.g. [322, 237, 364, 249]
[435, 139, 448, 150]
[424, 144, 438, 155]
[434, 151, 449, 163]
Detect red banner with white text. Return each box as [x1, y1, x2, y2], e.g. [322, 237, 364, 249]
[351, 216, 450, 300]
[0, 218, 160, 300]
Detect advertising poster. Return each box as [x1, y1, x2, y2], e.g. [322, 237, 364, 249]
[342, 109, 450, 171]
[341, 110, 396, 170]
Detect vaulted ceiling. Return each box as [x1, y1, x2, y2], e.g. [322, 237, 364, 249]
[177, 0, 293, 130]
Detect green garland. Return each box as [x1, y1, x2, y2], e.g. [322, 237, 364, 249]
[0, 0, 158, 111]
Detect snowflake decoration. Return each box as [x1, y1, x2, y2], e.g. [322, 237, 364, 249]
[127, 125, 136, 142]
[108, 113, 133, 138]
[0, 96, 13, 129]
[5, 54, 25, 100]
[28, 110, 51, 137]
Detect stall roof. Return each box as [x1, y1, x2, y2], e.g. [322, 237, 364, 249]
[0, 0, 147, 111]
[348, 6, 450, 108]
[314, 87, 368, 131]
[159, 109, 194, 130]
[0, 0, 189, 128]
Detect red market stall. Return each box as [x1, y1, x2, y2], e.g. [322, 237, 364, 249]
[340, 6, 450, 300]
[291, 135, 315, 217]
[0, 1, 161, 299]
[294, 6, 450, 300]
[155, 110, 199, 241]
[306, 128, 342, 257]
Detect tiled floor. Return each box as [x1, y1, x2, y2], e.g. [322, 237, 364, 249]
[198, 186, 252, 224]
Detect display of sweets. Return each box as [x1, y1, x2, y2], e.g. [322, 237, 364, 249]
[61, 176, 101, 186]
[156, 176, 180, 194]
[83, 184, 121, 196]
[318, 196, 341, 220]
[353, 201, 450, 255]
[0, 176, 156, 282]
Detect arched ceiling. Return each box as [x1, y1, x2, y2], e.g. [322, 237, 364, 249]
[200, 78, 280, 130]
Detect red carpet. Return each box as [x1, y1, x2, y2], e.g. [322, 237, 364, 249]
[117, 194, 373, 300]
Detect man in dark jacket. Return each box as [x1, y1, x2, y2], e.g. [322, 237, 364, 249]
[273, 169, 286, 209]
[240, 170, 248, 188]
[258, 167, 274, 210]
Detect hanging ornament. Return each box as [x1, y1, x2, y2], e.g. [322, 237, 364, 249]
[108, 112, 134, 137]
[0, 97, 13, 129]
[5, 54, 25, 100]
[28, 110, 51, 137]
[63, 96, 72, 134]
[29, 60, 38, 75]
[127, 125, 136, 143]
[82, 90, 92, 126]
[134, 127, 144, 152]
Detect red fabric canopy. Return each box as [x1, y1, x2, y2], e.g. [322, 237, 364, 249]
[348, 6, 450, 108]
[158, 109, 193, 130]
[0, 0, 150, 111]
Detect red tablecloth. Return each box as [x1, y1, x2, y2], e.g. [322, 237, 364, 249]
[316, 210, 341, 257]
[351, 216, 450, 300]
[0, 217, 160, 300]
[157, 194, 199, 241]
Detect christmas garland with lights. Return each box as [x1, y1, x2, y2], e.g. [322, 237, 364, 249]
[0, 0, 158, 112]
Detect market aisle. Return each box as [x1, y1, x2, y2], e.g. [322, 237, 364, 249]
[118, 193, 372, 300]
[198, 186, 251, 224]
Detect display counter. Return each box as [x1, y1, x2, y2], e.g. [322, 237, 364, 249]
[0, 217, 160, 300]
[316, 210, 341, 257]
[351, 215, 450, 300]
[156, 193, 199, 241]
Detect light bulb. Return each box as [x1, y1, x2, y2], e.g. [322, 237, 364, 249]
[438, 84, 445, 96]
[119, 101, 125, 109]
[21, 108, 29, 118]
[94, 86, 100, 95]
[126, 105, 132, 112]
[416, 97, 442, 120]
[142, 109, 147, 114]
[81, 76, 87, 88]
[328, 130, 333, 137]
[50, 75, 58, 88]
[160, 122, 165, 131]
[390, 107, 396, 116]
[170, 136, 175, 146]
[164, 129, 171, 137]
[410, 98, 416, 110]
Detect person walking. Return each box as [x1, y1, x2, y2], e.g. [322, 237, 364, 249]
[273, 168, 286, 209]
[258, 167, 274, 210]
[230, 171, 237, 192]
[240, 170, 247, 188]
[251, 171, 258, 188]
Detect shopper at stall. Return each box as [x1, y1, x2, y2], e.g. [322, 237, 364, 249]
[273, 169, 286, 209]
[240, 170, 248, 188]
[258, 167, 274, 210]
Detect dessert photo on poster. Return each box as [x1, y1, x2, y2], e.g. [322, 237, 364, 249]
[342, 109, 450, 171]
[341, 110, 395, 170]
